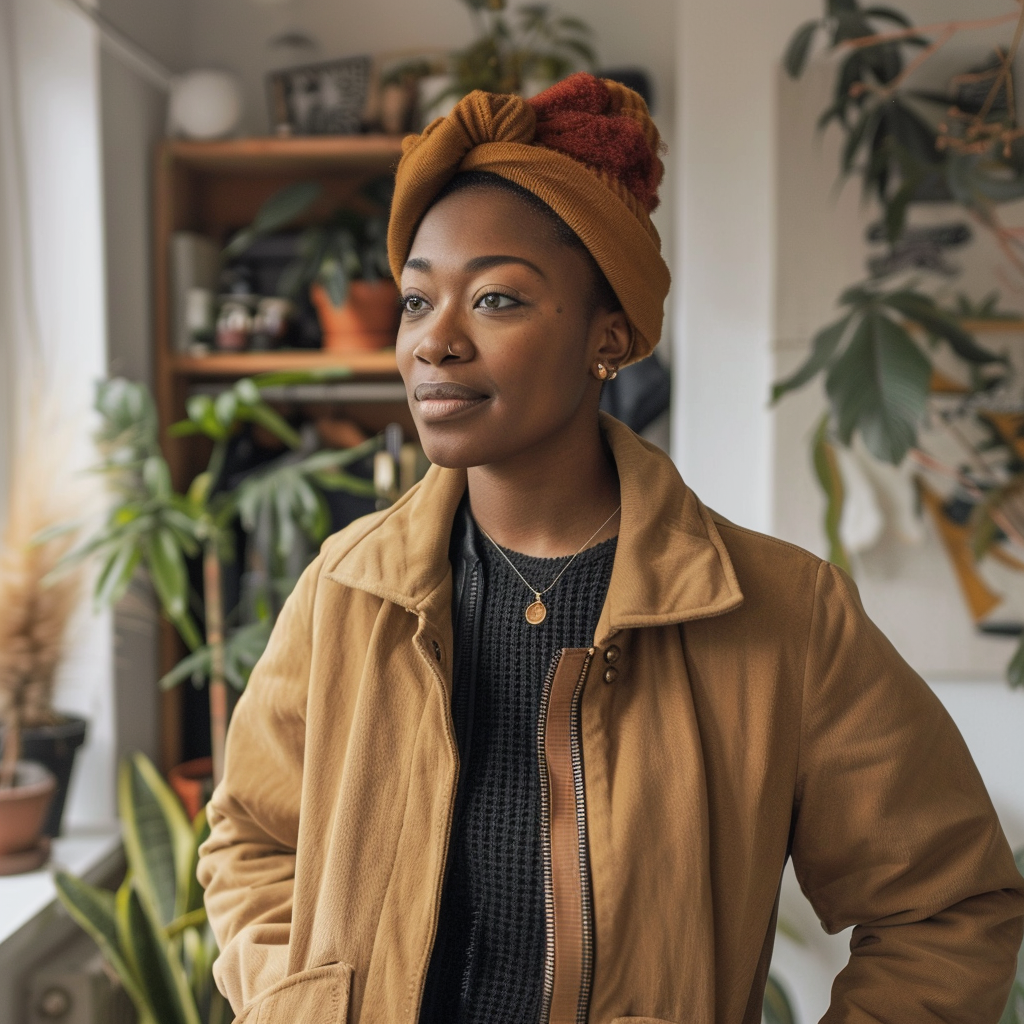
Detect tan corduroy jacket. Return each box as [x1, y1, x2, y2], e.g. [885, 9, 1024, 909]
[198, 414, 1024, 1024]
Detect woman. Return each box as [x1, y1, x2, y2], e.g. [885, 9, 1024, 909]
[198, 74, 1024, 1024]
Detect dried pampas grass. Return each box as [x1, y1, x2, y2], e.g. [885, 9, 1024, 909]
[0, 419, 88, 735]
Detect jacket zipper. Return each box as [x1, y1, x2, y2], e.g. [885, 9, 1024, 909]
[569, 650, 596, 1024]
[536, 648, 596, 1024]
[536, 652, 561, 1024]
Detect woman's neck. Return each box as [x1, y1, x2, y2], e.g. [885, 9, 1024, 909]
[466, 417, 621, 558]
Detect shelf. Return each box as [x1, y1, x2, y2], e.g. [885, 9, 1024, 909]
[959, 319, 1024, 333]
[161, 135, 407, 173]
[171, 349, 401, 379]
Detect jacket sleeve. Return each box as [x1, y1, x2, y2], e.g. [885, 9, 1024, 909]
[196, 553, 322, 1015]
[791, 561, 1024, 1023]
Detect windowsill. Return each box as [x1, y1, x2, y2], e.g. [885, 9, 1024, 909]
[0, 825, 122, 955]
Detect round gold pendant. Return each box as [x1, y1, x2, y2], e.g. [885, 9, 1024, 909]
[525, 599, 547, 625]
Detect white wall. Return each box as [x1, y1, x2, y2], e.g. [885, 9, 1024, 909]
[11, 0, 114, 825]
[97, 0, 189, 768]
[674, 0, 818, 531]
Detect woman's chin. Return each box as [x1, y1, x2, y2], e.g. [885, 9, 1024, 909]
[417, 430, 507, 471]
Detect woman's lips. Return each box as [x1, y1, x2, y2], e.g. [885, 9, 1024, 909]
[413, 381, 489, 421]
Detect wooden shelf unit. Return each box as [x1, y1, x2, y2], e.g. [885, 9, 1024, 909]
[170, 348, 400, 379]
[152, 135, 407, 769]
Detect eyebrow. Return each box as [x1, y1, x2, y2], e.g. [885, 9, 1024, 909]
[403, 255, 547, 279]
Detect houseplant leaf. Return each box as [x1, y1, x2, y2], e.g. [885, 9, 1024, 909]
[763, 974, 797, 1024]
[54, 873, 153, 1019]
[784, 20, 819, 78]
[825, 310, 931, 463]
[145, 527, 188, 621]
[222, 180, 322, 263]
[812, 416, 850, 572]
[120, 754, 195, 928]
[121, 883, 200, 1024]
[881, 290, 1002, 364]
[772, 313, 853, 402]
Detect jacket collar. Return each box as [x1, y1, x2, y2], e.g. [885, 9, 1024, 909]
[323, 414, 743, 636]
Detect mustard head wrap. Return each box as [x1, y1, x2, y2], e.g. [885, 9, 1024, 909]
[388, 73, 670, 364]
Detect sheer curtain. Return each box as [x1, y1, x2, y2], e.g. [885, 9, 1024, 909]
[0, 0, 36, 518]
[0, 0, 115, 826]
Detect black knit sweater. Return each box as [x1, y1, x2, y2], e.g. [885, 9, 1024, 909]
[420, 514, 616, 1024]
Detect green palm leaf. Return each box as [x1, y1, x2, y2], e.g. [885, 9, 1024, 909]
[825, 310, 931, 463]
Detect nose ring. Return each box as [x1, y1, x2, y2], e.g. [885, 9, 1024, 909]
[446, 343, 455, 356]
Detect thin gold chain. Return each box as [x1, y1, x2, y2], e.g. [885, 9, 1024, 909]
[476, 504, 621, 599]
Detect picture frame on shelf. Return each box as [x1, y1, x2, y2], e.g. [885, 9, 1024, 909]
[267, 54, 374, 136]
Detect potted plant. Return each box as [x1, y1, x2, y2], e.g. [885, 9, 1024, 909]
[775, 0, 1024, 684]
[0, 414, 90, 868]
[399, 0, 596, 120]
[56, 752, 229, 1024]
[223, 178, 398, 353]
[60, 374, 381, 798]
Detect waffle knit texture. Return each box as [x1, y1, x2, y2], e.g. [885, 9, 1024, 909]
[388, 73, 671, 365]
[423, 527, 616, 1024]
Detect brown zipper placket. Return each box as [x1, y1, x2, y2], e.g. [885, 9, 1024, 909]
[537, 648, 596, 1024]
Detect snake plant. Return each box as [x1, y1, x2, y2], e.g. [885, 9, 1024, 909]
[55, 753, 229, 1024]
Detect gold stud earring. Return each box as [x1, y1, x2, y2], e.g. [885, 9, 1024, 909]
[596, 363, 609, 381]
[608, 366, 619, 380]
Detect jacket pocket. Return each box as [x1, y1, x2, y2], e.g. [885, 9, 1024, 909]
[242, 961, 353, 1024]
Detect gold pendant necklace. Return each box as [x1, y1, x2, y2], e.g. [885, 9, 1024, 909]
[525, 595, 548, 625]
[477, 504, 622, 625]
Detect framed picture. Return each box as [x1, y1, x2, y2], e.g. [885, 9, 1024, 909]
[267, 55, 374, 136]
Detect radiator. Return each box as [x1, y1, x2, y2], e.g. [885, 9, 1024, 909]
[26, 934, 135, 1024]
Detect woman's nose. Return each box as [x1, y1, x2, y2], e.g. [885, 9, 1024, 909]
[413, 303, 470, 365]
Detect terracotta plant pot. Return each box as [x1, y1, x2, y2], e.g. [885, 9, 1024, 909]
[311, 280, 400, 353]
[0, 713, 88, 837]
[168, 756, 213, 821]
[0, 761, 56, 859]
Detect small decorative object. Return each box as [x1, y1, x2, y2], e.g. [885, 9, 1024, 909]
[170, 232, 220, 352]
[267, 55, 373, 136]
[373, 52, 447, 133]
[168, 69, 243, 140]
[251, 296, 294, 350]
[185, 287, 216, 347]
[215, 298, 253, 351]
[776, 1, 1024, 685]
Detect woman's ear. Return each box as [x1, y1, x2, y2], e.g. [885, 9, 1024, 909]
[592, 310, 633, 374]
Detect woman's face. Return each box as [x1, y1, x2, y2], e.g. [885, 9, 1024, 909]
[396, 186, 627, 469]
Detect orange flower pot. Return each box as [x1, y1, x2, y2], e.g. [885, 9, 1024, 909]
[168, 756, 213, 821]
[311, 280, 400, 353]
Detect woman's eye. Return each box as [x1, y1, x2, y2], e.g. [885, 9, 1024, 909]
[477, 292, 518, 311]
[403, 295, 428, 314]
